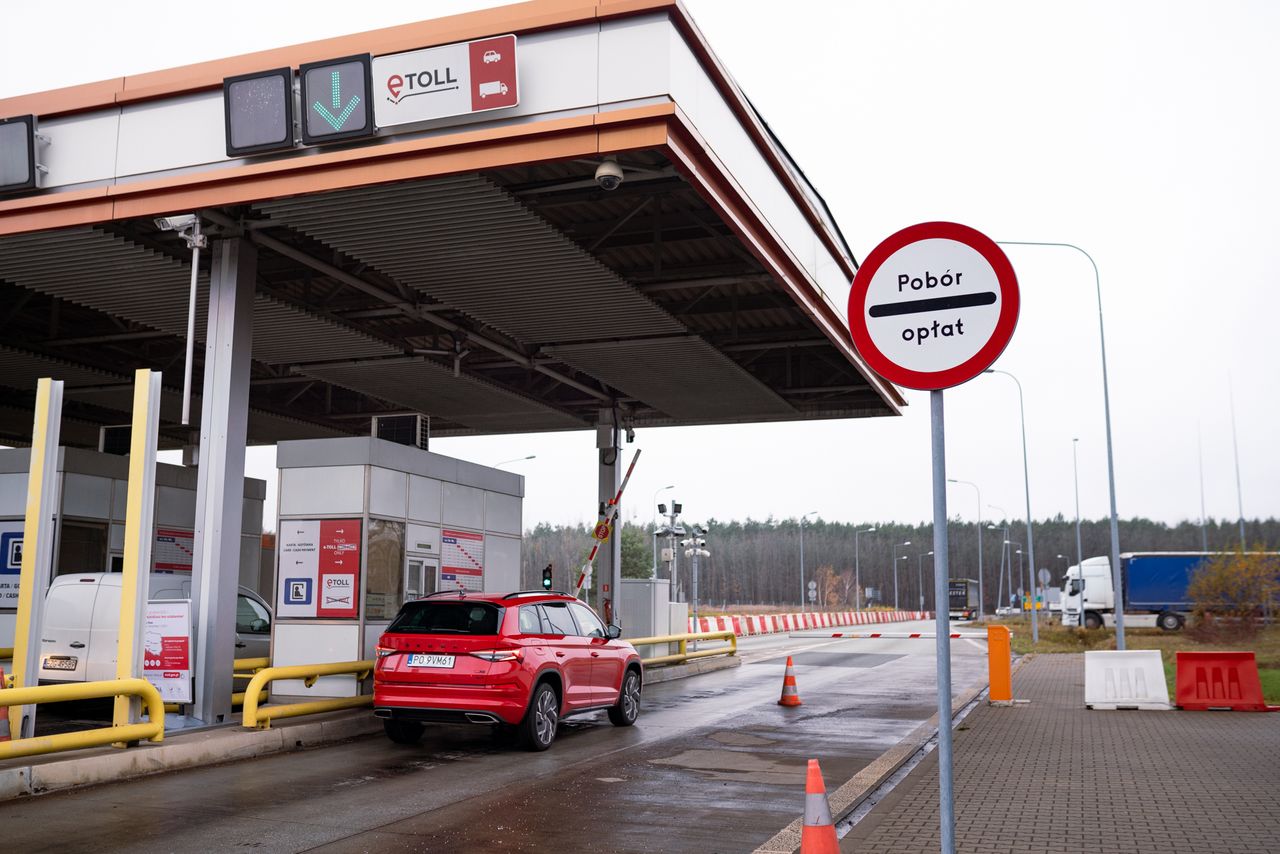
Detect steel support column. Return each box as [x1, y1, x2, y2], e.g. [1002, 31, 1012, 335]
[191, 238, 255, 725]
[597, 410, 622, 627]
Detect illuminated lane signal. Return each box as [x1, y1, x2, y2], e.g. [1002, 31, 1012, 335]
[299, 54, 375, 146]
[542, 564, 553, 590]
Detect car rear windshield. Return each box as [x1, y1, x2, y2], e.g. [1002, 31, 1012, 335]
[388, 602, 503, 635]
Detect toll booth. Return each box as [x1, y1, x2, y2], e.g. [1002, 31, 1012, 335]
[0, 446, 264, 648]
[270, 436, 522, 699]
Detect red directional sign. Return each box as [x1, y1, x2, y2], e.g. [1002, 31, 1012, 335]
[848, 222, 1019, 390]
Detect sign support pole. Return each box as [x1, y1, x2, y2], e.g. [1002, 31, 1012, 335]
[931, 389, 956, 854]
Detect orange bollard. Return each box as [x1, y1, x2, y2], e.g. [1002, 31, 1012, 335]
[800, 759, 839, 854]
[778, 656, 803, 707]
[987, 625, 1013, 705]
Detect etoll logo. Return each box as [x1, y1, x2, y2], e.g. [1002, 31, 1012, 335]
[325, 575, 353, 590]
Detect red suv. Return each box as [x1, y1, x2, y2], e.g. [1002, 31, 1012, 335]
[373, 591, 643, 751]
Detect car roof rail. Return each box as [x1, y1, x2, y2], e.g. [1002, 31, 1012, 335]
[421, 590, 467, 599]
[501, 590, 569, 599]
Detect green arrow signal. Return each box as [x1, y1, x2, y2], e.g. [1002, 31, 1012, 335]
[313, 70, 361, 132]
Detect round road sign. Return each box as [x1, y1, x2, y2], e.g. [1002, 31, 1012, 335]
[808, 580, 818, 591]
[1038, 568, 1052, 586]
[592, 522, 611, 541]
[848, 222, 1019, 390]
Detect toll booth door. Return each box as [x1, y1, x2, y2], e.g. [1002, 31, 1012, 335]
[404, 556, 437, 603]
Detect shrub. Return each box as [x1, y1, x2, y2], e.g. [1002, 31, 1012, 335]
[1187, 548, 1280, 641]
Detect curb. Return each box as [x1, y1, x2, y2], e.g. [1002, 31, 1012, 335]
[0, 709, 382, 801]
[644, 655, 742, 685]
[753, 676, 999, 854]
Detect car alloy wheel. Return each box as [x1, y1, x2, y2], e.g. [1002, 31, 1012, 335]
[609, 670, 640, 727]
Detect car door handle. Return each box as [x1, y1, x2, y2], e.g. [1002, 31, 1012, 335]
[555, 651, 566, 658]
[235, 642, 247, 648]
[590, 651, 600, 657]
[69, 642, 86, 649]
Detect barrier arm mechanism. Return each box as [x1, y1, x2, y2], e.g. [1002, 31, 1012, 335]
[575, 449, 641, 598]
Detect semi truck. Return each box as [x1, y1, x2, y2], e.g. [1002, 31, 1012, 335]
[1061, 552, 1219, 632]
[948, 578, 979, 621]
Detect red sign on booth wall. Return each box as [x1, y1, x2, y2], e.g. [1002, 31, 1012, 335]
[317, 519, 361, 618]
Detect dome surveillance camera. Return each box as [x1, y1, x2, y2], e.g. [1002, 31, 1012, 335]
[594, 159, 624, 191]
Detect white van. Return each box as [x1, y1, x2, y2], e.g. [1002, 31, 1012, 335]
[38, 572, 272, 683]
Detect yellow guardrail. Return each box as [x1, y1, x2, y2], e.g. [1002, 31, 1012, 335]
[164, 657, 275, 713]
[628, 630, 737, 667]
[0, 677, 164, 760]
[241, 660, 373, 729]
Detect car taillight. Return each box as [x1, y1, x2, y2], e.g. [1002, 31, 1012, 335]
[375, 645, 396, 658]
[469, 649, 523, 662]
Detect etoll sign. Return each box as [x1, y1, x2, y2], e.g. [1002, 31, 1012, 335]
[373, 35, 518, 128]
[848, 222, 1018, 390]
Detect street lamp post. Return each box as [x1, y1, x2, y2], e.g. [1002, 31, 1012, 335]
[947, 479, 983, 620]
[918, 551, 934, 611]
[492, 455, 536, 467]
[984, 369, 1038, 643]
[799, 511, 818, 611]
[1016, 548, 1025, 607]
[989, 504, 1010, 610]
[1072, 439, 1085, 627]
[854, 527, 876, 610]
[893, 540, 911, 610]
[651, 485, 674, 576]
[997, 240, 1125, 648]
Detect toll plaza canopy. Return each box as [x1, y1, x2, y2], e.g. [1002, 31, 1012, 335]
[0, 0, 903, 448]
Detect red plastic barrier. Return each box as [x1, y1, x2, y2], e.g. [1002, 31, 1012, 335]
[1175, 651, 1280, 712]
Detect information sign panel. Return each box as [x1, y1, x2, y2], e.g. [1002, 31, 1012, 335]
[441, 529, 485, 592]
[373, 35, 518, 128]
[277, 518, 362, 618]
[144, 599, 192, 703]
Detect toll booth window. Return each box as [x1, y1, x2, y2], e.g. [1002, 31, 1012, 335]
[518, 605, 544, 635]
[568, 602, 606, 638]
[57, 522, 107, 575]
[366, 519, 406, 620]
[538, 602, 578, 636]
[389, 602, 501, 635]
[236, 595, 271, 634]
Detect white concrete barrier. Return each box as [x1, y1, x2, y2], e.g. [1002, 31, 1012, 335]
[1084, 649, 1172, 710]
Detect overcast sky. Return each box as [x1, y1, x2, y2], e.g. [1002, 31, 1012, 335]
[3, 1, 1276, 534]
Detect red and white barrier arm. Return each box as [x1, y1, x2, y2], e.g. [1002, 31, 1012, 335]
[787, 631, 990, 639]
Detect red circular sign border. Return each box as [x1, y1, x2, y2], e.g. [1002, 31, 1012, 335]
[847, 221, 1019, 391]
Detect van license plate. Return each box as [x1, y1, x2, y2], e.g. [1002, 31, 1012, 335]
[406, 654, 454, 668]
[43, 656, 77, 671]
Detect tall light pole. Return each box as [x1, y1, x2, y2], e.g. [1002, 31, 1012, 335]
[947, 479, 983, 620]
[989, 503, 1010, 611]
[918, 550, 934, 611]
[1229, 377, 1247, 549]
[799, 511, 818, 611]
[984, 369, 1038, 643]
[651, 484, 674, 576]
[893, 540, 911, 610]
[854, 527, 876, 610]
[1073, 438, 1085, 628]
[1016, 548, 1026, 609]
[997, 241, 1124, 648]
[1196, 425, 1208, 552]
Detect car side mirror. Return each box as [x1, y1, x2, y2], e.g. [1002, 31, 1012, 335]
[606, 624, 622, 639]
[251, 618, 269, 633]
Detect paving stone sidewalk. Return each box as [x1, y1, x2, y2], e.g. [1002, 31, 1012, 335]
[841, 654, 1280, 853]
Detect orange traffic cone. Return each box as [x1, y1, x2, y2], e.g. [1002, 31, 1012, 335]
[0, 668, 9, 742]
[801, 758, 839, 854]
[778, 656, 803, 706]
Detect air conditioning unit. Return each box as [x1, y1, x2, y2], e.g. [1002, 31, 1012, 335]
[371, 414, 429, 450]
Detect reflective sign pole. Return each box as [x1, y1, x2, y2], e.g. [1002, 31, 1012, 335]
[931, 390, 956, 854]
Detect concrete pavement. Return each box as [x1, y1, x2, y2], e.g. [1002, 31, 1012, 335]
[841, 654, 1280, 853]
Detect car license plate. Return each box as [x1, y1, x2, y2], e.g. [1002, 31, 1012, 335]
[407, 653, 454, 668]
[43, 656, 78, 671]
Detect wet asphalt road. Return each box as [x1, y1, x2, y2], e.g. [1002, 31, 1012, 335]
[0, 620, 988, 854]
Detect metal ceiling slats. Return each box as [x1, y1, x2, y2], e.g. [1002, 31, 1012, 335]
[254, 175, 686, 345]
[0, 344, 123, 390]
[0, 227, 400, 365]
[546, 337, 794, 421]
[296, 358, 582, 433]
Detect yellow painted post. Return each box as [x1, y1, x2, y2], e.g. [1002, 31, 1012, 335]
[11, 377, 63, 739]
[987, 625, 1013, 705]
[113, 369, 162, 740]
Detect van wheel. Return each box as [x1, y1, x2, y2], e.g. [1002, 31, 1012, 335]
[608, 669, 641, 727]
[384, 719, 424, 745]
[519, 682, 559, 751]
[1084, 612, 1103, 630]
[1157, 612, 1184, 632]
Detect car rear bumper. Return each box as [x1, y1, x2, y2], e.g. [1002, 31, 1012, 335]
[374, 681, 529, 725]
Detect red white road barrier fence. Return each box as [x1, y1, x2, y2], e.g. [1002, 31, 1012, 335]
[688, 610, 929, 636]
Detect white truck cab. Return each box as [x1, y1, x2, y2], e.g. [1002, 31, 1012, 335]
[38, 572, 271, 683]
[1060, 556, 1113, 629]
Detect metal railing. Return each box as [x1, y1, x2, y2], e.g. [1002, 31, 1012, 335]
[627, 630, 737, 667]
[241, 660, 373, 729]
[0, 677, 164, 760]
